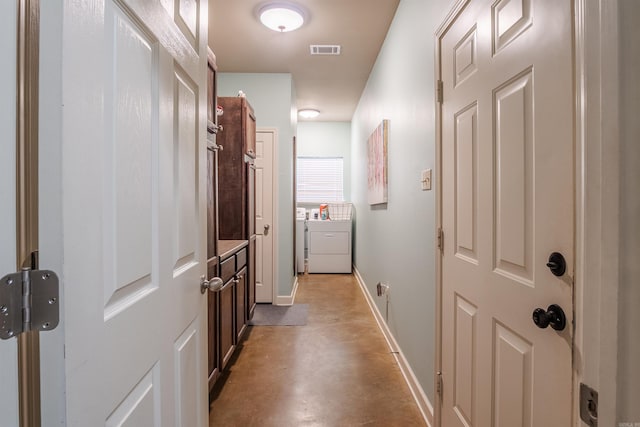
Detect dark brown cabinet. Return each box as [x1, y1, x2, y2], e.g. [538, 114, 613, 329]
[206, 50, 221, 391]
[217, 95, 257, 337]
[218, 96, 256, 241]
[206, 67, 257, 395]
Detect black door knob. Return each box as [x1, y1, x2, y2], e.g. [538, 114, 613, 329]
[532, 304, 566, 331]
[546, 252, 566, 276]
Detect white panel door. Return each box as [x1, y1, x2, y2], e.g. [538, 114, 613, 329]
[255, 130, 275, 303]
[0, 1, 19, 425]
[60, 0, 209, 425]
[440, 0, 574, 426]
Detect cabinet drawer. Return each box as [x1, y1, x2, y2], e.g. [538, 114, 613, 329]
[309, 231, 349, 254]
[235, 247, 247, 269]
[220, 256, 236, 282]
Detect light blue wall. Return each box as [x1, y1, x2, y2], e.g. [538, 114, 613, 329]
[297, 121, 351, 204]
[218, 73, 297, 297]
[351, 0, 452, 403]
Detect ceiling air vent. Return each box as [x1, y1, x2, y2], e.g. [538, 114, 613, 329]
[310, 45, 341, 55]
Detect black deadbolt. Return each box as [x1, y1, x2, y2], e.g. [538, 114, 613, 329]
[532, 304, 566, 331]
[546, 252, 566, 276]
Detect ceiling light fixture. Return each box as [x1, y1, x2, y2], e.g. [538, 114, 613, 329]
[259, 4, 305, 32]
[298, 109, 320, 119]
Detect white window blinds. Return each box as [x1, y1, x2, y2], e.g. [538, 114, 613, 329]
[296, 157, 344, 202]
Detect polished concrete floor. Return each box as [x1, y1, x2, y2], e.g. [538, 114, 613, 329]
[209, 273, 426, 426]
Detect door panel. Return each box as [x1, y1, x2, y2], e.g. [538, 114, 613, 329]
[440, 0, 573, 425]
[62, 0, 208, 425]
[0, 1, 18, 425]
[454, 102, 478, 262]
[175, 321, 200, 427]
[494, 70, 533, 282]
[105, 365, 159, 427]
[255, 130, 274, 303]
[104, 4, 156, 319]
[453, 295, 477, 426]
[493, 322, 533, 427]
[174, 69, 199, 270]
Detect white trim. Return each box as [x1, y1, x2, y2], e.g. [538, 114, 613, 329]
[574, 0, 620, 424]
[433, 3, 468, 427]
[573, 1, 588, 423]
[257, 127, 278, 304]
[353, 267, 434, 427]
[275, 276, 298, 306]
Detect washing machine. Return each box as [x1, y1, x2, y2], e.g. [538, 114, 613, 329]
[296, 208, 306, 273]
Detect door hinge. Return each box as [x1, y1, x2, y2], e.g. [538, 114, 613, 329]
[580, 383, 598, 427]
[436, 371, 443, 400]
[437, 80, 444, 103]
[207, 120, 222, 135]
[0, 268, 59, 340]
[437, 227, 444, 252]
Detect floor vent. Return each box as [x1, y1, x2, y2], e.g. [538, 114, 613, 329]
[310, 45, 341, 55]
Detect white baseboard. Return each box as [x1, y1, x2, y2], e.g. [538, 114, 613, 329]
[353, 266, 434, 427]
[275, 276, 299, 306]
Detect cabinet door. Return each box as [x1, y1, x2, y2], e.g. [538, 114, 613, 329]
[207, 258, 219, 390]
[248, 237, 256, 319]
[217, 97, 246, 240]
[207, 147, 218, 263]
[235, 267, 247, 342]
[243, 100, 256, 157]
[219, 279, 235, 370]
[247, 164, 255, 237]
[206, 49, 217, 130]
[207, 289, 219, 390]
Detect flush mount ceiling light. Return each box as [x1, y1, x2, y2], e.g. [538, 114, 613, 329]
[298, 109, 320, 119]
[259, 3, 305, 32]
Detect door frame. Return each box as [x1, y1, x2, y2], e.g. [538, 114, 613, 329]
[15, 0, 42, 425]
[256, 127, 278, 304]
[434, 0, 620, 425]
[572, 0, 621, 425]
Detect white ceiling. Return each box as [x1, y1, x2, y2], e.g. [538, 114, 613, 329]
[208, 0, 401, 122]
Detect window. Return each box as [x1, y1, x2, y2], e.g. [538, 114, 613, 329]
[296, 157, 344, 202]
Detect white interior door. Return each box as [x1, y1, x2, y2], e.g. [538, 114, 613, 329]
[60, 0, 209, 425]
[0, 1, 19, 425]
[255, 129, 275, 303]
[439, 0, 574, 425]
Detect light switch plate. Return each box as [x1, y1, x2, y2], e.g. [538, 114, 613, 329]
[421, 169, 432, 191]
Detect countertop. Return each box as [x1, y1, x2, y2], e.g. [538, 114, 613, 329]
[218, 239, 248, 260]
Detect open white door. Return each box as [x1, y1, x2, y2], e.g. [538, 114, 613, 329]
[59, 0, 209, 424]
[438, 0, 574, 425]
[255, 129, 275, 303]
[0, 1, 19, 425]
